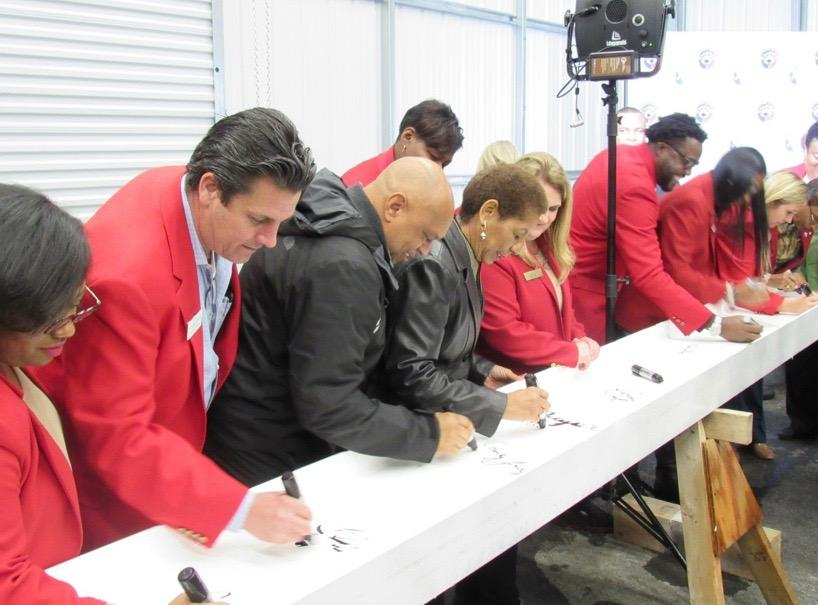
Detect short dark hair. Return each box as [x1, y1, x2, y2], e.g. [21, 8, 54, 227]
[807, 178, 818, 205]
[805, 122, 818, 148]
[186, 107, 315, 203]
[646, 112, 708, 144]
[712, 147, 767, 264]
[460, 164, 546, 223]
[0, 184, 90, 333]
[397, 99, 464, 157]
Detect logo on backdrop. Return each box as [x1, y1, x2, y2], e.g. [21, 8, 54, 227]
[760, 48, 778, 69]
[757, 103, 775, 122]
[641, 104, 657, 125]
[695, 103, 713, 124]
[698, 49, 715, 69]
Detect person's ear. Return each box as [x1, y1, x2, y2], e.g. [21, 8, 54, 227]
[197, 172, 222, 208]
[400, 127, 416, 143]
[383, 192, 408, 223]
[479, 199, 499, 223]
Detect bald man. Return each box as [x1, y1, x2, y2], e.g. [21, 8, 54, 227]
[205, 159, 473, 486]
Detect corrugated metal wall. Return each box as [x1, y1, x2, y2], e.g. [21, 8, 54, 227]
[0, 0, 216, 220]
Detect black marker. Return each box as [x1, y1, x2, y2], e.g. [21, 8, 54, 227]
[525, 373, 547, 429]
[281, 471, 310, 546]
[467, 436, 478, 451]
[178, 567, 211, 603]
[631, 364, 663, 384]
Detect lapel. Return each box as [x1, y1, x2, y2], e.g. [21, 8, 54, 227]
[447, 222, 483, 339]
[29, 412, 82, 524]
[529, 242, 567, 334]
[159, 170, 206, 406]
[4, 372, 82, 528]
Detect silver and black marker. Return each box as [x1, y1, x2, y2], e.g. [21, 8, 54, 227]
[178, 567, 211, 603]
[631, 364, 664, 384]
[525, 373, 547, 429]
[281, 471, 310, 546]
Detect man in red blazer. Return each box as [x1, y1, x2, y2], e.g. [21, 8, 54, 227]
[342, 99, 463, 187]
[570, 112, 760, 344]
[35, 108, 315, 550]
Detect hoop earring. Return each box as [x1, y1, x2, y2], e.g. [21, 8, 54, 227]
[480, 221, 487, 240]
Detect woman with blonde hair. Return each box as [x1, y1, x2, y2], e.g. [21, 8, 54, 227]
[475, 140, 520, 172]
[478, 152, 600, 372]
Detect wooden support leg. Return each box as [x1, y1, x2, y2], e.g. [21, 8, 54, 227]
[737, 525, 799, 605]
[674, 421, 725, 605]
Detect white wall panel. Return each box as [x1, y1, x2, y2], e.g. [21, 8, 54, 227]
[220, 0, 381, 176]
[683, 0, 794, 31]
[395, 6, 516, 176]
[449, 0, 515, 13]
[0, 0, 216, 219]
[525, 29, 606, 172]
[527, 0, 572, 23]
[808, 0, 818, 30]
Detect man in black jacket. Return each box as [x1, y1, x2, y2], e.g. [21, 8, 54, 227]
[205, 157, 474, 486]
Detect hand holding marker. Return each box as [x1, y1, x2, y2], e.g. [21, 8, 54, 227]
[282, 472, 311, 546]
[525, 373, 547, 429]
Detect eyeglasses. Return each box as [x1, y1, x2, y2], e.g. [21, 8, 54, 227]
[665, 142, 699, 169]
[42, 285, 101, 334]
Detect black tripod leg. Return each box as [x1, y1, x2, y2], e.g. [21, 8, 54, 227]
[614, 473, 687, 569]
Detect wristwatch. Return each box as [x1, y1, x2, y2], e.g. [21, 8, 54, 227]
[706, 315, 723, 338]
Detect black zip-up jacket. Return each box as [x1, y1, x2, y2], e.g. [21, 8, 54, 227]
[205, 169, 439, 487]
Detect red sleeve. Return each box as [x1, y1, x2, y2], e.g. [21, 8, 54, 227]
[0, 447, 103, 604]
[562, 277, 587, 339]
[616, 182, 713, 333]
[58, 279, 247, 547]
[479, 261, 580, 371]
[659, 191, 726, 304]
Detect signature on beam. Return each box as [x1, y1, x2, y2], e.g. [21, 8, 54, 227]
[543, 412, 598, 432]
[295, 525, 369, 552]
[480, 443, 527, 475]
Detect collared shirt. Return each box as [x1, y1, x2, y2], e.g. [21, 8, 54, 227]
[180, 176, 252, 531]
[180, 177, 233, 408]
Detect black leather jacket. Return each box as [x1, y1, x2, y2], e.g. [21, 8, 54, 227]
[384, 221, 507, 436]
[205, 169, 439, 487]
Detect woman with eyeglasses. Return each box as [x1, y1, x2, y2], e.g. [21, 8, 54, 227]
[0, 185, 216, 604]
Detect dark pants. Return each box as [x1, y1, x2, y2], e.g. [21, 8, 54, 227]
[724, 380, 766, 443]
[427, 546, 520, 605]
[784, 340, 818, 433]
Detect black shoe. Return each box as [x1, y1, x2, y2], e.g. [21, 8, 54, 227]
[778, 426, 818, 441]
[652, 467, 679, 504]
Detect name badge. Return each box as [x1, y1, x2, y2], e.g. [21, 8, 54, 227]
[524, 268, 543, 281]
[186, 309, 203, 340]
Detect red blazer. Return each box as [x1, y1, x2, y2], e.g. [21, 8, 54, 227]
[33, 166, 247, 550]
[617, 173, 726, 326]
[478, 245, 585, 373]
[341, 147, 395, 187]
[569, 144, 712, 340]
[0, 373, 103, 604]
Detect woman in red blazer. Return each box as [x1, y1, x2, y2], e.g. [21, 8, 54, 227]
[478, 152, 600, 373]
[0, 185, 207, 605]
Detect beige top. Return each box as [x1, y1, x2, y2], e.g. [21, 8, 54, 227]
[13, 367, 71, 465]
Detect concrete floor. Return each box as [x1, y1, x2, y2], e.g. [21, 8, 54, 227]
[515, 368, 818, 605]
